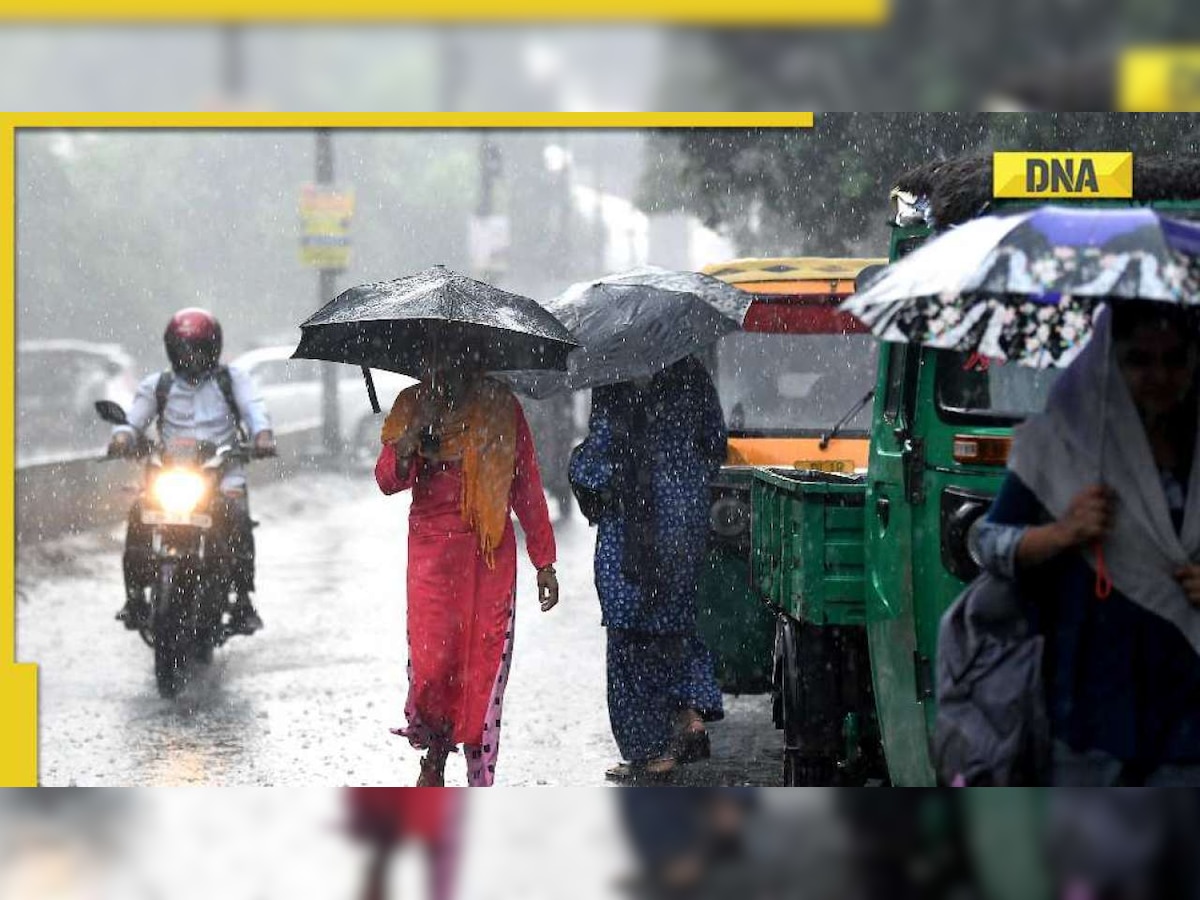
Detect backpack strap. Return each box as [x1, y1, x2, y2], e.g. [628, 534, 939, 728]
[154, 367, 247, 441]
[214, 365, 248, 441]
[154, 370, 173, 438]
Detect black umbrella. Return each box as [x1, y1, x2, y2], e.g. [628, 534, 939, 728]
[292, 265, 578, 412]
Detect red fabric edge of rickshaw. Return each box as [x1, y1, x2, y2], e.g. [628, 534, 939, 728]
[742, 300, 870, 335]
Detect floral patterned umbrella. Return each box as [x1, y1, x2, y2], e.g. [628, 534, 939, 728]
[842, 206, 1200, 368]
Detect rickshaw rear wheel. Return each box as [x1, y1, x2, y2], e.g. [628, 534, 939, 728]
[783, 752, 838, 787]
[776, 616, 843, 786]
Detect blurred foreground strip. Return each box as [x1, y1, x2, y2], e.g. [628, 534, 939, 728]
[0, 787, 1196, 899]
[611, 789, 1200, 900]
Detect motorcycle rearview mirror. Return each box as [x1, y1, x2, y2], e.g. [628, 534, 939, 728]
[94, 400, 128, 426]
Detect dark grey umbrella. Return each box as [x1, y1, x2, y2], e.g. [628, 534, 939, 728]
[292, 265, 578, 411]
[504, 266, 753, 399]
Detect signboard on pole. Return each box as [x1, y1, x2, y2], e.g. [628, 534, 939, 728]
[299, 184, 354, 270]
[469, 214, 510, 274]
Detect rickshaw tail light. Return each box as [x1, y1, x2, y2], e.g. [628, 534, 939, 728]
[152, 469, 208, 514]
[952, 435, 1012, 466]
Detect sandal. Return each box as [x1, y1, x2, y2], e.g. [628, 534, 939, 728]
[605, 755, 677, 783]
[673, 711, 711, 765]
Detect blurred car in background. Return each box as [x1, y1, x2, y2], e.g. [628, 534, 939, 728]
[17, 339, 138, 463]
[231, 345, 415, 470]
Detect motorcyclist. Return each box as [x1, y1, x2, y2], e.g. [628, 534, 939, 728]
[109, 308, 275, 636]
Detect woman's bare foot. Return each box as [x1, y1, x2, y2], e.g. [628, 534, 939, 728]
[644, 755, 677, 777]
[605, 755, 678, 782]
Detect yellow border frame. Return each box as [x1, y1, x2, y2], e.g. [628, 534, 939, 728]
[0, 111, 813, 786]
[0, 1, 887, 24]
[4, 113, 814, 129]
[0, 117, 35, 788]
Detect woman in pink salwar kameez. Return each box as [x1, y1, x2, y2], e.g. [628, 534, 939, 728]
[375, 358, 559, 787]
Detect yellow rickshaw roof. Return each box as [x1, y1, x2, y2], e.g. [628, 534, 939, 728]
[701, 257, 888, 285]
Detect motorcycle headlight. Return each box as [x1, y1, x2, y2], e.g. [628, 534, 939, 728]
[152, 469, 208, 515]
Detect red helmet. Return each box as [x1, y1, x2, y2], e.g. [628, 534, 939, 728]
[164, 308, 222, 377]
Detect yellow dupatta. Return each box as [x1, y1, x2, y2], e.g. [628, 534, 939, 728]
[381, 378, 517, 566]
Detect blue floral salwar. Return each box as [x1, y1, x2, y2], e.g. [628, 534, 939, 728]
[571, 358, 727, 764]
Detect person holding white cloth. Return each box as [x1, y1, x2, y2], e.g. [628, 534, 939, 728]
[971, 302, 1200, 785]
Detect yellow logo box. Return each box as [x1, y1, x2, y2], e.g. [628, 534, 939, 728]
[993, 152, 1133, 199]
[1119, 47, 1200, 111]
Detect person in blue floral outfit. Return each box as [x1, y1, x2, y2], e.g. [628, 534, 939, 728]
[570, 355, 727, 781]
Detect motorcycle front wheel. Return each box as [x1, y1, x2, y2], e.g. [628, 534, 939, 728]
[152, 563, 186, 698]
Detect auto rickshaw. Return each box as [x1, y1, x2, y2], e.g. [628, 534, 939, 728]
[693, 257, 885, 694]
[751, 153, 1200, 794]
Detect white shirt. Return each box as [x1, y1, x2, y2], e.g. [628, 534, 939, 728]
[114, 365, 271, 489]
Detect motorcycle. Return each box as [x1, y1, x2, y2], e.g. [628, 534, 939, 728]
[95, 399, 265, 698]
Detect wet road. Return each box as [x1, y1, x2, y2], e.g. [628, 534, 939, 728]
[17, 471, 781, 787]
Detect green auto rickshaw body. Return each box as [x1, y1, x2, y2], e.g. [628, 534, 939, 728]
[696, 257, 884, 696]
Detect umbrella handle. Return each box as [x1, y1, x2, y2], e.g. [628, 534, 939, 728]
[1093, 540, 1113, 600]
[362, 366, 381, 415]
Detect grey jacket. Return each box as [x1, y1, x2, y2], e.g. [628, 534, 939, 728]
[933, 571, 1051, 786]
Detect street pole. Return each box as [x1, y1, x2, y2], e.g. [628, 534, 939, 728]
[476, 135, 501, 284]
[478, 137, 495, 218]
[437, 27, 465, 112]
[592, 136, 608, 273]
[316, 128, 342, 457]
[556, 130, 573, 279]
[221, 24, 244, 101]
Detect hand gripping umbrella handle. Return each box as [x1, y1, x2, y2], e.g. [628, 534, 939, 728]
[1094, 540, 1113, 600]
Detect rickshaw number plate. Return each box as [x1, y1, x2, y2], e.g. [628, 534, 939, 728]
[794, 459, 854, 474]
[142, 510, 212, 528]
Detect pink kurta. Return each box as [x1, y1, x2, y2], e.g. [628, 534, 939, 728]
[375, 398, 556, 786]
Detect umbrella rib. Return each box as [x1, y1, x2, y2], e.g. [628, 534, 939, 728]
[306, 318, 577, 346]
[301, 301, 576, 344]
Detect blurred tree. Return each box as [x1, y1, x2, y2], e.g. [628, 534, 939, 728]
[642, 0, 1200, 257]
[640, 114, 1200, 258]
[657, 2, 1200, 114]
[18, 132, 191, 366]
[639, 115, 985, 256]
[16, 130, 476, 367]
